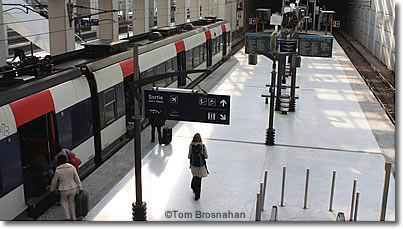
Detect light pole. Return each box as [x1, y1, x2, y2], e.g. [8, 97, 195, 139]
[129, 45, 210, 220]
[132, 44, 147, 221]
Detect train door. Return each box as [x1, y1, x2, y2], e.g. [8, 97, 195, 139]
[222, 32, 227, 56]
[18, 112, 57, 204]
[206, 39, 213, 67]
[177, 51, 186, 87]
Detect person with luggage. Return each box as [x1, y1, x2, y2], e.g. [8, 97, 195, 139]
[149, 116, 166, 144]
[50, 154, 83, 220]
[188, 133, 209, 200]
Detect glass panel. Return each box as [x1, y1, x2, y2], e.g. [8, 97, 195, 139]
[104, 103, 115, 124]
[104, 88, 116, 124]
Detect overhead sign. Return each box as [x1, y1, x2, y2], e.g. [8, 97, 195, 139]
[144, 90, 231, 125]
[333, 20, 340, 28]
[298, 35, 333, 57]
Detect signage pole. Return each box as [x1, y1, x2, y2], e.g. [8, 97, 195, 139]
[313, 0, 317, 31]
[132, 44, 147, 221]
[266, 59, 277, 145]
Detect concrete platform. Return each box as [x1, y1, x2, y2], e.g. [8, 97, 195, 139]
[83, 38, 395, 221]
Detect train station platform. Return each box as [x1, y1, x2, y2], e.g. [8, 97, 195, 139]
[38, 37, 395, 221]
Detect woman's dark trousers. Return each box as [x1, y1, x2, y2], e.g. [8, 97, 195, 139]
[191, 176, 202, 200]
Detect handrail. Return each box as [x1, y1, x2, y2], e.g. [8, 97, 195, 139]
[336, 212, 346, 221]
[270, 206, 278, 221]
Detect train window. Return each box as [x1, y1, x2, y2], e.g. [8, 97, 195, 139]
[212, 39, 216, 55]
[104, 88, 116, 125]
[193, 46, 200, 67]
[166, 58, 174, 85]
[145, 68, 154, 78]
[71, 100, 93, 146]
[186, 50, 193, 70]
[200, 44, 205, 62]
[155, 63, 166, 87]
[218, 36, 221, 52]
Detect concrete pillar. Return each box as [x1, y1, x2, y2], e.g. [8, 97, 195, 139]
[90, 0, 99, 37]
[190, 0, 200, 21]
[76, 0, 90, 16]
[48, 0, 75, 55]
[99, 0, 119, 40]
[157, 0, 171, 27]
[0, 1, 8, 65]
[121, 0, 127, 20]
[202, 0, 210, 17]
[149, 0, 155, 28]
[217, 0, 225, 19]
[176, 0, 186, 24]
[133, 0, 150, 35]
[210, 0, 217, 16]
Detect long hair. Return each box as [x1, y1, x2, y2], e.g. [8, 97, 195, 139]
[191, 133, 202, 144]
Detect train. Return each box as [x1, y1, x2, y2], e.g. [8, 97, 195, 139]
[0, 19, 232, 220]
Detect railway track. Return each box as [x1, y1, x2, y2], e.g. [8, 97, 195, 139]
[333, 31, 395, 124]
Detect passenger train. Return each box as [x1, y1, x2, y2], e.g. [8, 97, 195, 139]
[0, 19, 231, 220]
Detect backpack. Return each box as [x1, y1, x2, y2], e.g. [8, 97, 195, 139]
[191, 144, 204, 167]
[67, 152, 81, 172]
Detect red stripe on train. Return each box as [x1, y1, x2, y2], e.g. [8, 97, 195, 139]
[221, 25, 226, 33]
[9, 90, 55, 128]
[175, 40, 185, 53]
[120, 58, 134, 77]
[204, 30, 211, 40]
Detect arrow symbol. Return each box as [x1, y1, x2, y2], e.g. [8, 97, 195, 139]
[220, 114, 226, 120]
[220, 99, 227, 107]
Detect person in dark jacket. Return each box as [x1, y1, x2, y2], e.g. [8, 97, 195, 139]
[149, 117, 165, 144]
[188, 133, 208, 200]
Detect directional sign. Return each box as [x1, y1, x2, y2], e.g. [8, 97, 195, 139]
[144, 90, 231, 125]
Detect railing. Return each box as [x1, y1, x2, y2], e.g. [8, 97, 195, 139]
[336, 212, 346, 221]
[270, 206, 278, 221]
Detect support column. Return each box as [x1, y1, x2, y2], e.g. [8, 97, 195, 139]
[217, 0, 225, 19]
[210, 0, 217, 16]
[0, 1, 8, 65]
[176, 0, 186, 24]
[48, 0, 75, 56]
[157, 0, 170, 27]
[122, 0, 128, 20]
[99, 0, 119, 40]
[149, 0, 155, 28]
[90, 0, 99, 37]
[202, 0, 210, 17]
[189, 0, 200, 21]
[133, 0, 150, 35]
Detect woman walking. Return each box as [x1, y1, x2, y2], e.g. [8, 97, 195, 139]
[50, 154, 83, 220]
[188, 133, 209, 200]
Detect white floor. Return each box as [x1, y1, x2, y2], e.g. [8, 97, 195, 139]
[85, 40, 395, 221]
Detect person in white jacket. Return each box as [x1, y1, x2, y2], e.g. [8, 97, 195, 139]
[50, 154, 83, 220]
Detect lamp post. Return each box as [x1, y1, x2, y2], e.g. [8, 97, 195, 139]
[129, 45, 211, 220]
[132, 44, 147, 221]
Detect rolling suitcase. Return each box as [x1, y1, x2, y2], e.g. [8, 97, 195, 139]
[161, 127, 172, 145]
[75, 190, 89, 218]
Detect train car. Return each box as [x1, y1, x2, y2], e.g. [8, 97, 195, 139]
[79, 20, 231, 170]
[0, 19, 231, 220]
[0, 69, 93, 219]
